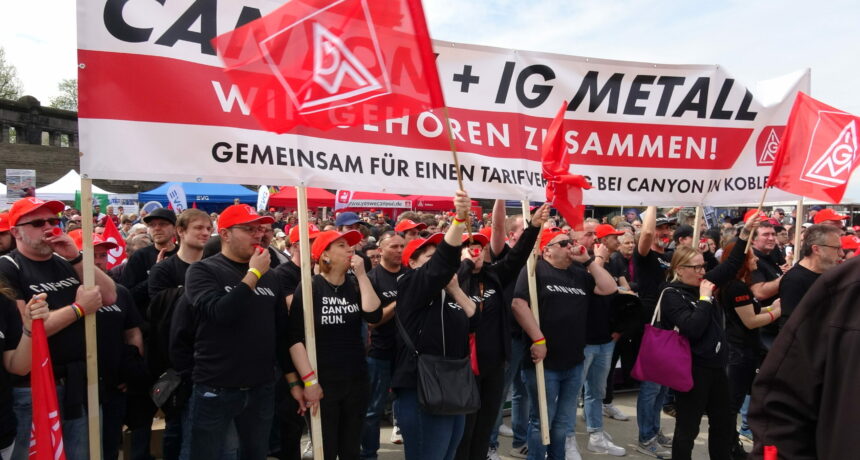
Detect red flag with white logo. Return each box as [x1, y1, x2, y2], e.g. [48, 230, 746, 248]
[212, 0, 444, 133]
[29, 319, 67, 460]
[766, 92, 859, 203]
[541, 102, 592, 231]
[101, 214, 128, 269]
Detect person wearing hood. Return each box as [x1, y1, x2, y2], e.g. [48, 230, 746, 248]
[658, 213, 762, 460]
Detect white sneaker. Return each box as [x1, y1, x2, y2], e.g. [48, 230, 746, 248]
[603, 403, 630, 421]
[587, 431, 627, 456]
[301, 440, 313, 459]
[509, 445, 528, 458]
[499, 424, 514, 437]
[487, 446, 502, 460]
[390, 425, 403, 444]
[565, 434, 583, 460]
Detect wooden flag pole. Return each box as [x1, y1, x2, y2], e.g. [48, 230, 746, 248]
[442, 106, 474, 240]
[692, 206, 704, 242]
[747, 187, 771, 254]
[80, 177, 103, 460]
[521, 200, 550, 445]
[793, 198, 805, 265]
[296, 185, 324, 459]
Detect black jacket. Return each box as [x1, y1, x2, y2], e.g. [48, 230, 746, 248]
[749, 255, 860, 460]
[659, 237, 748, 368]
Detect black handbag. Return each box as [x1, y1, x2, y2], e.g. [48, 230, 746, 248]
[395, 291, 480, 415]
[150, 368, 183, 411]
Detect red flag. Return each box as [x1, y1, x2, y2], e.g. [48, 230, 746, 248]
[766, 92, 859, 203]
[541, 101, 592, 231]
[212, 0, 444, 133]
[29, 319, 67, 460]
[192, 201, 198, 209]
[102, 215, 128, 269]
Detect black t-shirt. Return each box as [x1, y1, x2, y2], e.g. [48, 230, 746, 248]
[97, 285, 142, 389]
[750, 249, 782, 308]
[185, 253, 288, 387]
[586, 260, 615, 345]
[367, 264, 404, 361]
[721, 279, 762, 349]
[0, 295, 21, 447]
[778, 264, 820, 329]
[289, 275, 382, 383]
[122, 244, 178, 317]
[633, 248, 671, 315]
[273, 260, 302, 297]
[513, 260, 596, 371]
[0, 251, 84, 367]
[148, 254, 190, 298]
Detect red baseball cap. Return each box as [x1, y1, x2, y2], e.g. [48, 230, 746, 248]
[74, 233, 119, 251]
[743, 209, 767, 223]
[478, 227, 493, 239]
[395, 219, 427, 233]
[217, 204, 274, 229]
[539, 228, 567, 250]
[813, 208, 849, 225]
[311, 230, 362, 262]
[462, 233, 489, 247]
[288, 224, 321, 244]
[0, 212, 10, 232]
[595, 224, 625, 239]
[841, 235, 860, 250]
[402, 233, 445, 266]
[8, 197, 65, 227]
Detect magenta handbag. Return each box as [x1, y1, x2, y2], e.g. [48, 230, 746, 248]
[631, 288, 694, 392]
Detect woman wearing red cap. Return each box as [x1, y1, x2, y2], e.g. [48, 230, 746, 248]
[454, 204, 549, 460]
[390, 191, 477, 460]
[288, 229, 382, 460]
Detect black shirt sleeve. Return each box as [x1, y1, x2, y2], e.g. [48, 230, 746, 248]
[704, 237, 749, 287]
[513, 265, 530, 302]
[488, 225, 540, 287]
[662, 288, 714, 340]
[147, 258, 174, 299]
[288, 283, 306, 347]
[185, 262, 255, 326]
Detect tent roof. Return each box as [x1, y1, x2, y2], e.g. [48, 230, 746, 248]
[36, 170, 114, 201]
[267, 187, 335, 208]
[139, 182, 256, 204]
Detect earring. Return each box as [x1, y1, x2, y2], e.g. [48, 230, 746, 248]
[323, 257, 331, 264]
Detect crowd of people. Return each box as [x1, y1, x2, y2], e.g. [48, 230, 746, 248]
[0, 192, 857, 460]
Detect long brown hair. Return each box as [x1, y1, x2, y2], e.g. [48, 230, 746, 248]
[0, 279, 16, 301]
[721, 241, 754, 284]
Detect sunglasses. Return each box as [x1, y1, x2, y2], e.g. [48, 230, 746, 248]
[17, 218, 62, 228]
[548, 239, 573, 248]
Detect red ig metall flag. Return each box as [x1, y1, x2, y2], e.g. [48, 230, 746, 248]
[212, 0, 445, 133]
[101, 215, 128, 269]
[541, 101, 592, 231]
[766, 92, 859, 203]
[29, 319, 67, 460]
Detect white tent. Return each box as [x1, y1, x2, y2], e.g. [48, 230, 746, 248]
[35, 170, 137, 203]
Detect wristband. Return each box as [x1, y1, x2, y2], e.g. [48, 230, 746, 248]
[71, 302, 85, 319]
[66, 251, 83, 266]
[287, 380, 302, 389]
[532, 337, 546, 345]
[301, 371, 316, 381]
[22, 328, 31, 337]
[451, 218, 465, 226]
[248, 268, 262, 279]
[304, 379, 319, 388]
[699, 296, 712, 303]
[767, 311, 775, 322]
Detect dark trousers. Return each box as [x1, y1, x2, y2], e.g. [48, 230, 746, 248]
[189, 382, 275, 460]
[276, 379, 307, 460]
[102, 389, 127, 460]
[672, 365, 734, 460]
[319, 377, 370, 460]
[727, 345, 763, 445]
[455, 363, 505, 460]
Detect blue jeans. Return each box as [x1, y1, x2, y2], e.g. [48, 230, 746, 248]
[490, 335, 529, 449]
[581, 342, 615, 433]
[360, 357, 392, 459]
[523, 364, 584, 460]
[394, 388, 465, 460]
[12, 385, 89, 460]
[189, 382, 274, 460]
[636, 380, 669, 443]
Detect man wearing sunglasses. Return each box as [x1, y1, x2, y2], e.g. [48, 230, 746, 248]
[512, 227, 616, 460]
[0, 197, 117, 460]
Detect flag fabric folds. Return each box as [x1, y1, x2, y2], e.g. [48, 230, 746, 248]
[541, 102, 592, 231]
[212, 0, 445, 133]
[29, 319, 67, 460]
[102, 216, 128, 269]
[766, 92, 859, 203]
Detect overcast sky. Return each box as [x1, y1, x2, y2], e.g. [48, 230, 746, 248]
[1, 0, 858, 112]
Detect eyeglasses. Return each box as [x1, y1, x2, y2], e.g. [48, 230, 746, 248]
[547, 239, 573, 248]
[680, 264, 707, 271]
[17, 218, 61, 228]
[230, 225, 266, 235]
[815, 244, 844, 251]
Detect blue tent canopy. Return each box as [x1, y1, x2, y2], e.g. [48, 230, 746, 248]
[138, 182, 256, 212]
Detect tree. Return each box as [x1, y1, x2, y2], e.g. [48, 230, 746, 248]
[49, 78, 78, 111]
[0, 46, 23, 100]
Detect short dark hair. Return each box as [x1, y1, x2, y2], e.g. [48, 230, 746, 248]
[753, 221, 775, 239]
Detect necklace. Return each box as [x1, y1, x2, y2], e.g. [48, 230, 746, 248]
[321, 275, 344, 293]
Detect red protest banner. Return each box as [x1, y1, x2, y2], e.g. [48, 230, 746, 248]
[212, 0, 444, 133]
[767, 92, 859, 203]
[101, 215, 128, 269]
[29, 319, 67, 460]
[542, 101, 591, 230]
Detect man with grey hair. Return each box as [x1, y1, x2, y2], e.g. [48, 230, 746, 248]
[777, 224, 844, 331]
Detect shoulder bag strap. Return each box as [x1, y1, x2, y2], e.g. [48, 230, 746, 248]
[395, 312, 419, 358]
[440, 290, 446, 358]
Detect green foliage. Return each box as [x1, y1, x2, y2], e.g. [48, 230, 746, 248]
[49, 78, 77, 111]
[0, 47, 23, 100]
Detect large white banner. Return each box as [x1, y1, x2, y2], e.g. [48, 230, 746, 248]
[76, 0, 810, 205]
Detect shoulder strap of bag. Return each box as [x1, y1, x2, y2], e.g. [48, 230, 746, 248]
[653, 287, 681, 332]
[395, 312, 419, 358]
[440, 290, 446, 358]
